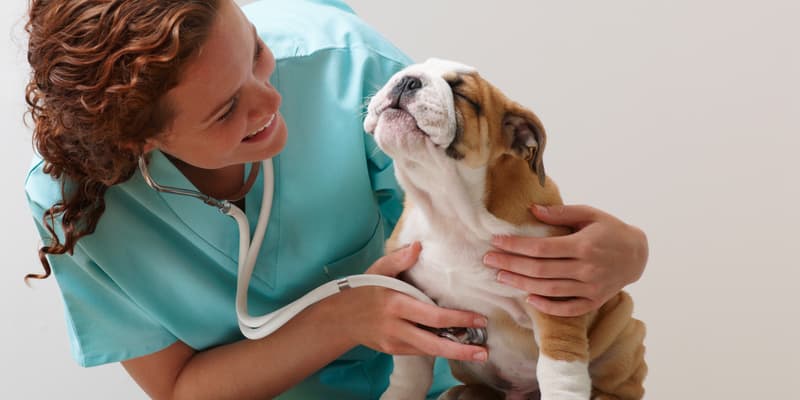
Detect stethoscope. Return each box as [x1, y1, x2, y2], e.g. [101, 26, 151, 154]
[138, 156, 486, 345]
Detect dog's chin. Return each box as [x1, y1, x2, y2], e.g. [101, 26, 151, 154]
[373, 109, 431, 157]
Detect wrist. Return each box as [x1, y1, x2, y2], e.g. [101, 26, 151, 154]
[312, 290, 361, 351]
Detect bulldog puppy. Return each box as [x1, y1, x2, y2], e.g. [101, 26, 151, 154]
[364, 59, 646, 400]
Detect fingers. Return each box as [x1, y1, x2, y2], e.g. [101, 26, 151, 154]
[383, 294, 489, 361]
[401, 323, 488, 362]
[495, 270, 598, 301]
[349, 289, 489, 362]
[493, 270, 603, 316]
[366, 241, 421, 276]
[529, 203, 604, 228]
[400, 299, 488, 329]
[490, 234, 575, 259]
[484, 252, 589, 281]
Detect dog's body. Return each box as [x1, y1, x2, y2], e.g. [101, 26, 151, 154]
[364, 59, 646, 400]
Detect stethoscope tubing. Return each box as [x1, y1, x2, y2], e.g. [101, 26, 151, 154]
[138, 157, 455, 341]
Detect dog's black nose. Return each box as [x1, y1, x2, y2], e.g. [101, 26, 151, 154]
[399, 76, 423, 92]
[388, 76, 423, 109]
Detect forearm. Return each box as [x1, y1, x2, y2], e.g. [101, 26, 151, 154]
[172, 298, 356, 400]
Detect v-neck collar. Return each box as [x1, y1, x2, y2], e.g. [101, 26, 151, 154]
[143, 151, 267, 268]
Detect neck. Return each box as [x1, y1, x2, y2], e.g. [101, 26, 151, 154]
[167, 156, 246, 200]
[396, 155, 565, 241]
[396, 159, 512, 241]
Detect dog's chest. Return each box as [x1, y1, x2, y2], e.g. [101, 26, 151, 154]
[396, 208, 544, 392]
[397, 208, 528, 321]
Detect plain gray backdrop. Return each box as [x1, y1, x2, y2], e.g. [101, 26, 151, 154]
[3, 0, 798, 398]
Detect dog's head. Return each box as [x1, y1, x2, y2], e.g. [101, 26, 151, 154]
[364, 58, 547, 187]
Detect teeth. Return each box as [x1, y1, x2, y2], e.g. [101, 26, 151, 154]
[246, 114, 276, 138]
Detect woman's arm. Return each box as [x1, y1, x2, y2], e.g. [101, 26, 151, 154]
[122, 300, 352, 400]
[122, 243, 488, 400]
[484, 204, 649, 317]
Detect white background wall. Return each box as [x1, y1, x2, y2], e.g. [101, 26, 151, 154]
[3, 0, 798, 398]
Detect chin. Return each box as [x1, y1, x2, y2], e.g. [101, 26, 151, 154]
[252, 116, 289, 161]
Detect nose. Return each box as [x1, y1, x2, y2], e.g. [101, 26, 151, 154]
[388, 76, 423, 109]
[248, 81, 281, 121]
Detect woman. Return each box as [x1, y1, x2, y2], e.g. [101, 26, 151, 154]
[24, 0, 648, 399]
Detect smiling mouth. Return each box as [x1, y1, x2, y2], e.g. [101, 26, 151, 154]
[243, 114, 276, 141]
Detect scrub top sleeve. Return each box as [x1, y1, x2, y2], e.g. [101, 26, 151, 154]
[362, 52, 413, 236]
[27, 199, 177, 367]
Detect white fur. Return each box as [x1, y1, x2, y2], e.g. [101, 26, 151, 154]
[379, 356, 435, 400]
[536, 357, 591, 400]
[365, 59, 476, 149]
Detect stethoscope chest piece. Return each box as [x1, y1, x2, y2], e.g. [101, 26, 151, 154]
[420, 325, 488, 346]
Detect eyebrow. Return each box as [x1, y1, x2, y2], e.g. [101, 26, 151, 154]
[201, 24, 259, 124]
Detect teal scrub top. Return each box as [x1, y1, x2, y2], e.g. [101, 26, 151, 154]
[24, 0, 458, 398]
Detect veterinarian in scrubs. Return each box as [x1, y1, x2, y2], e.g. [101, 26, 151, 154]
[23, 0, 649, 398]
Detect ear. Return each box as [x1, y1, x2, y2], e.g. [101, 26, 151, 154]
[502, 106, 547, 187]
[141, 132, 169, 154]
[142, 140, 157, 154]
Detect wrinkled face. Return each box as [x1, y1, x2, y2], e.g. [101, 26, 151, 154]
[364, 59, 547, 185]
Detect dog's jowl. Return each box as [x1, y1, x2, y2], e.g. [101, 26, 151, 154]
[364, 59, 646, 400]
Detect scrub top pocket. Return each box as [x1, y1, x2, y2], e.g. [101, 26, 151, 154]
[321, 211, 388, 362]
[322, 210, 386, 280]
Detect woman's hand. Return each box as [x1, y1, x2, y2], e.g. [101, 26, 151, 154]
[484, 204, 648, 317]
[333, 242, 489, 362]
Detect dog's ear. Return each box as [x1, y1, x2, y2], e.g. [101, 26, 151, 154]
[502, 105, 547, 187]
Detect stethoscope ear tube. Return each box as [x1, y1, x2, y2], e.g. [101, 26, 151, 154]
[138, 156, 231, 211]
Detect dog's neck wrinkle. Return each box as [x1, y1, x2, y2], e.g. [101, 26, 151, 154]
[396, 162, 514, 241]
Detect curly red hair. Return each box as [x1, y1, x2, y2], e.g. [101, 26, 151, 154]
[25, 0, 219, 281]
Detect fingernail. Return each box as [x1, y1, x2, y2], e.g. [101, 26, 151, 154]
[473, 351, 488, 361]
[496, 271, 509, 284]
[525, 296, 543, 309]
[533, 204, 547, 214]
[490, 236, 504, 246]
[474, 317, 488, 327]
[483, 253, 498, 267]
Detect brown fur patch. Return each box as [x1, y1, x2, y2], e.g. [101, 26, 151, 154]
[588, 293, 647, 399]
[384, 197, 412, 254]
[528, 307, 594, 362]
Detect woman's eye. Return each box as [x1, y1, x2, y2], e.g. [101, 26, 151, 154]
[218, 96, 239, 122]
[216, 39, 264, 123]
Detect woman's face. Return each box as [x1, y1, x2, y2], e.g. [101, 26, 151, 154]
[146, 0, 287, 170]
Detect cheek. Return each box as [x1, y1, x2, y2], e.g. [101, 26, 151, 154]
[192, 122, 246, 161]
[255, 60, 272, 82]
[219, 116, 248, 142]
[455, 113, 492, 168]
